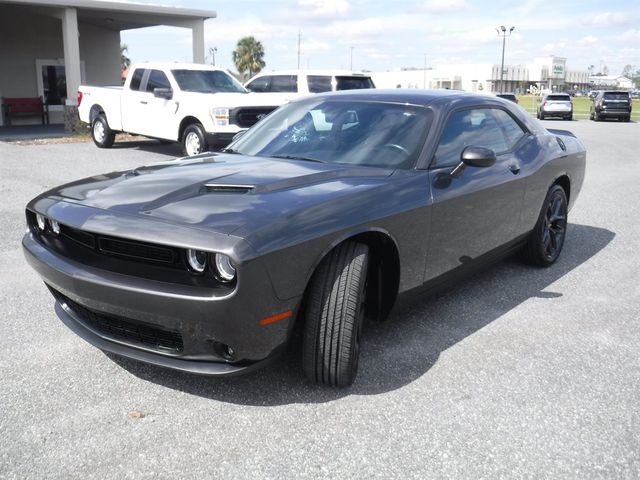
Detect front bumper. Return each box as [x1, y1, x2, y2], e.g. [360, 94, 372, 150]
[23, 231, 299, 376]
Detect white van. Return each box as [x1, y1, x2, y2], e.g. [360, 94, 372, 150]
[244, 70, 375, 103]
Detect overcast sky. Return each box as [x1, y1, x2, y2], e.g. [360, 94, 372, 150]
[121, 0, 639, 75]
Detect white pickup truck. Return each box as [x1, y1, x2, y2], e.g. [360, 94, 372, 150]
[78, 63, 282, 156]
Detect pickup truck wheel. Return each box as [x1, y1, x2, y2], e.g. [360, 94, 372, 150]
[182, 123, 208, 156]
[302, 242, 369, 387]
[520, 185, 568, 267]
[91, 115, 115, 148]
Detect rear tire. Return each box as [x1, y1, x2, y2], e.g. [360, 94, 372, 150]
[539, 112, 545, 120]
[91, 114, 115, 148]
[302, 242, 369, 387]
[181, 123, 208, 156]
[520, 185, 568, 267]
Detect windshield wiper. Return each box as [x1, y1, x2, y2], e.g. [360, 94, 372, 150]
[269, 154, 325, 163]
[221, 147, 239, 154]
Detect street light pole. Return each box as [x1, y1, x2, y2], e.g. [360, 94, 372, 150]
[350, 46, 354, 71]
[496, 25, 514, 93]
[423, 53, 427, 89]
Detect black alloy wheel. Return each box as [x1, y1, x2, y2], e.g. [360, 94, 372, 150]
[521, 185, 568, 267]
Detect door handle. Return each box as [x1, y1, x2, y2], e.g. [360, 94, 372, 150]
[509, 164, 521, 175]
[140, 100, 148, 105]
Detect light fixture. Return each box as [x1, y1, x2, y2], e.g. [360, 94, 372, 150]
[214, 254, 236, 282]
[187, 249, 207, 273]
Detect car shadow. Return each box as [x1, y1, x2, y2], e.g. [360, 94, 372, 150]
[107, 223, 614, 405]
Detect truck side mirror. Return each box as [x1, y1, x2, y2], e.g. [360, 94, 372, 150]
[153, 88, 173, 100]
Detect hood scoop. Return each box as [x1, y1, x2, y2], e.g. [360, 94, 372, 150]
[204, 183, 255, 194]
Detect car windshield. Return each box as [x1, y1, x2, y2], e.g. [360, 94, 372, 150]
[171, 69, 246, 93]
[227, 99, 432, 170]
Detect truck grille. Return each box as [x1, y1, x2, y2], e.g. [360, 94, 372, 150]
[231, 107, 276, 128]
[53, 289, 184, 353]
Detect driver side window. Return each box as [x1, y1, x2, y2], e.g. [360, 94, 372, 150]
[432, 108, 509, 168]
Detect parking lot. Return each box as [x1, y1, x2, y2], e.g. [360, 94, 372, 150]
[1, 119, 639, 479]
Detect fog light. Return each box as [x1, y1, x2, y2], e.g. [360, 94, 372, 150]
[50, 219, 61, 235]
[36, 214, 46, 231]
[214, 253, 236, 282]
[186, 249, 207, 273]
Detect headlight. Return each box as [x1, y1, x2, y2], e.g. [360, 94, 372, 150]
[214, 253, 236, 282]
[49, 219, 61, 235]
[186, 249, 207, 273]
[36, 214, 46, 231]
[211, 107, 229, 126]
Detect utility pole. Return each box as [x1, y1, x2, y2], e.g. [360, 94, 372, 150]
[297, 30, 301, 70]
[208, 46, 217, 66]
[496, 26, 515, 93]
[423, 53, 427, 89]
[350, 46, 354, 71]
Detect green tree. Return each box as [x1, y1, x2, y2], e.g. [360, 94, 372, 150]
[621, 64, 633, 77]
[120, 44, 131, 70]
[232, 36, 266, 81]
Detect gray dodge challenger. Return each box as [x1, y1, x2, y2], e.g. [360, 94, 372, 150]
[23, 90, 586, 386]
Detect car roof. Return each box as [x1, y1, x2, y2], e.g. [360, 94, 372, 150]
[308, 88, 506, 108]
[130, 62, 227, 72]
[249, 69, 371, 78]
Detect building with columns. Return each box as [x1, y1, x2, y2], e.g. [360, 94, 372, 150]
[0, 0, 215, 128]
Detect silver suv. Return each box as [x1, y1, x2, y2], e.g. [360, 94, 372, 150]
[538, 93, 573, 121]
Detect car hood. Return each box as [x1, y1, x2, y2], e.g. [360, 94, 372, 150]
[47, 154, 395, 236]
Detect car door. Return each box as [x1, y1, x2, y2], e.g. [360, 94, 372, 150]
[425, 106, 527, 281]
[120, 68, 149, 135]
[138, 69, 177, 140]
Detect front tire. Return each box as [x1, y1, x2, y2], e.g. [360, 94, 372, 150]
[302, 242, 369, 387]
[91, 114, 115, 148]
[520, 185, 568, 267]
[181, 123, 208, 156]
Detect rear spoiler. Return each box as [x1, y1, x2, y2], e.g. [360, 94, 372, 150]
[546, 128, 576, 138]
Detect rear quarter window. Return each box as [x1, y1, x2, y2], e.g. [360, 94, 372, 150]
[335, 76, 375, 90]
[129, 69, 144, 91]
[307, 75, 332, 93]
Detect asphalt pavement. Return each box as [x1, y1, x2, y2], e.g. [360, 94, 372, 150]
[1, 122, 639, 479]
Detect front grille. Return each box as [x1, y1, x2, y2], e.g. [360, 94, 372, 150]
[98, 237, 175, 264]
[61, 225, 95, 249]
[231, 107, 276, 128]
[58, 225, 180, 267]
[54, 289, 184, 353]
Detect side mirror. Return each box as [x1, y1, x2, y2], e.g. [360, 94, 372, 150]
[450, 146, 496, 177]
[153, 88, 173, 100]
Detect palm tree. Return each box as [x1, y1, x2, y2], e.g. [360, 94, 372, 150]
[232, 36, 266, 81]
[120, 44, 131, 70]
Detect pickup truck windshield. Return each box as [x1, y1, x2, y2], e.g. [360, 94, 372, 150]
[171, 70, 246, 93]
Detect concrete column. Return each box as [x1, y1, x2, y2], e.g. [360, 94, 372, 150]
[61, 7, 82, 131]
[192, 20, 205, 64]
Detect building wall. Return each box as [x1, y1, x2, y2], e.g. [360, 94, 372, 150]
[0, 5, 120, 125]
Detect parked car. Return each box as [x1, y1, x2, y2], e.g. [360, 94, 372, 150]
[537, 93, 573, 120]
[244, 69, 375, 104]
[496, 93, 518, 103]
[24, 90, 585, 386]
[590, 90, 632, 122]
[78, 63, 283, 156]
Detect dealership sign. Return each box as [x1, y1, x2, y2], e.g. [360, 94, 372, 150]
[552, 64, 564, 77]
